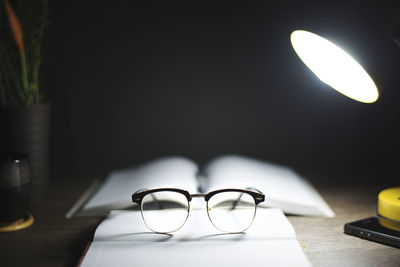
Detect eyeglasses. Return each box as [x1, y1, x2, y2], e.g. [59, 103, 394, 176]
[132, 188, 265, 234]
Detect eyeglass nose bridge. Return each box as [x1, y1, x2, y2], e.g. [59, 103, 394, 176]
[190, 193, 206, 200]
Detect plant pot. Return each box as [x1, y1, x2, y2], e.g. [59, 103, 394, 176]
[1, 104, 51, 199]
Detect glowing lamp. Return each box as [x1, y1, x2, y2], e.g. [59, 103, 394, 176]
[290, 30, 379, 103]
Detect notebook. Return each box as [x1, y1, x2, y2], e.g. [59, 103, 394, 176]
[79, 208, 311, 267]
[68, 155, 334, 218]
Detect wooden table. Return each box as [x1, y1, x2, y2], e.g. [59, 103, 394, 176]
[0, 174, 399, 267]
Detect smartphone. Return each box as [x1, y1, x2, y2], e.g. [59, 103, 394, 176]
[344, 217, 400, 248]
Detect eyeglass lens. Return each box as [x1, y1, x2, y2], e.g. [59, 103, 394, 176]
[207, 191, 256, 232]
[141, 191, 189, 233]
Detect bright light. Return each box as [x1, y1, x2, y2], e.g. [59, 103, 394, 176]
[290, 30, 379, 103]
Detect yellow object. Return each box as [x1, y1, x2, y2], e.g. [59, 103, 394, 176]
[0, 213, 34, 232]
[378, 217, 400, 231]
[378, 187, 400, 222]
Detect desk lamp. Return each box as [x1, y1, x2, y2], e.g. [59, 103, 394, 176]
[290, 30, 379, 103]
[290, 29, 400, 246]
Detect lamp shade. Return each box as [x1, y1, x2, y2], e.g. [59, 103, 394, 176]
[290, 30, 379, 103]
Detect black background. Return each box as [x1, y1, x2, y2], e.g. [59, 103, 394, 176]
[11, 0, 400, 180]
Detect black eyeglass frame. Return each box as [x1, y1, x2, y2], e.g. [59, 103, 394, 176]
[132, 188, 265, 233]
[132, 188, 265, 205]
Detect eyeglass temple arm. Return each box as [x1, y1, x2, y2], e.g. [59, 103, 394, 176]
[231, 187, 263, 210]
[133, 188, 165, 209]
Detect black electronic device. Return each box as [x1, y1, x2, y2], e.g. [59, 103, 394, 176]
[344, 217, 400, 248]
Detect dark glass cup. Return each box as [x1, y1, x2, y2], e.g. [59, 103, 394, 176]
[0, 153, 30, 223]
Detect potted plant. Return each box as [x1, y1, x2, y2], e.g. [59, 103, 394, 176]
[0, 0, 51, 197]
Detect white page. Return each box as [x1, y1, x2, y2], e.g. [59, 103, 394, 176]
[83, 239, 308, 267]
[81, 208, 311, 267]
[204, 155, 334, 217]
[81, 157, 198, 215]
[93, 208, 296, 241]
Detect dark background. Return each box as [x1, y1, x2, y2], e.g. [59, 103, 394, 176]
[22, 0, 400, 180]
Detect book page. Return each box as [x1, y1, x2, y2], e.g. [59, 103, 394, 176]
[203, 155, 334, 217]
[83, 239, 309, 267]
[93, 208, 296, 241]
[79, 157, 198, 215]
[80, 208, 311, 267]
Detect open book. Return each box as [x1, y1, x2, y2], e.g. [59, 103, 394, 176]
[80, 208, 311, 267]
[69, 155, 334, 217]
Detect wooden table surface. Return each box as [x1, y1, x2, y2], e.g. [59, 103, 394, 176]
[0, 174, 399, 267]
